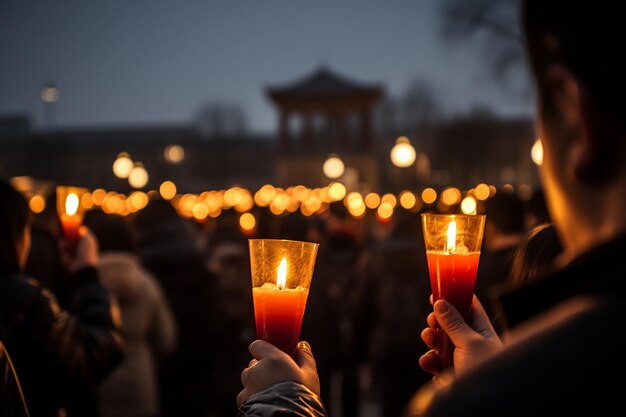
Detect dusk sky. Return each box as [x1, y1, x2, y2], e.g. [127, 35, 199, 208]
[0, 0, 533, 134]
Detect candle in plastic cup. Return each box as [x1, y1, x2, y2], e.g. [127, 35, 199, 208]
[56, 186, 88, 254]
[422, 213, 486, 367]
[249, 239, 319, 357]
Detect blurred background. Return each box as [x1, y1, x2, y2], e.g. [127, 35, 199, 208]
[1, 1, 546, 417]
[1, 0, 538, 200]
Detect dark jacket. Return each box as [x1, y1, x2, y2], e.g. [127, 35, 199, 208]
[0, 267, 125, 417]
[0, 339, 29, 417]
[406, 233, 626, 416]
[237, 382, 326, 417]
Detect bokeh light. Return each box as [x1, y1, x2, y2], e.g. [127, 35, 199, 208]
[112, 152, 133, 179]
[159, 181, 177, 200]
[390, 136, 416, 168]
[164, 145, 185, 164]
[29, 194, 46, 213]
[323, 155, 345, 179]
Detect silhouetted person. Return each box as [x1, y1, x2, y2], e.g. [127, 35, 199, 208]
[353, 210, 432, 417]
[301, 203, 362, 417]
[204, 210, 255, 417]
[490, 222, 564, 332]
[0, 180, 124, 417]
[93, 216, 177, 417]
[133, 199, 218, 417]
[475, 192, 525, 333]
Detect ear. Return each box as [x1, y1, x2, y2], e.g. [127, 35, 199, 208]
[545, 65, 616, 185]
[576, 85, 620, 184]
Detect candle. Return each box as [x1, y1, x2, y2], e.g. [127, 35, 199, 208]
[422, 213, 486, 368]
[56, 186, 88, 254]
[60, 193, 81, 251]
[249, 239, 318, 357]
[253, 258, 309, 355]
[426, 251, 481, 321]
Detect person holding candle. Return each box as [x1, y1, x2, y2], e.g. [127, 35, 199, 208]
[237, 2, 626, 416]
[0, 180, 125, 417]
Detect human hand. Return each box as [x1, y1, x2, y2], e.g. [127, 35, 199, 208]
[419, 295, 503, 377]
[62, 226, 99, 273]
[237, 340, 321, 408]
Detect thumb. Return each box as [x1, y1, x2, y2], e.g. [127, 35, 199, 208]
[434, 300, 474, 347]
[295, 341, 317, 372]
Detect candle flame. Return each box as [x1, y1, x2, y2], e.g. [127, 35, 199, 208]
[446, 220, 457, 253]
[276, 257, 287, 290]
[65, 193, 79, 216]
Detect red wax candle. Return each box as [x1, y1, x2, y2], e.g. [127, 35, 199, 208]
[253, 286, 309, 356]
[60, 214, 82, 253]
[426, 251, 480, 321]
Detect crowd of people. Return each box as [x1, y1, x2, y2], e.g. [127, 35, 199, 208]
[1, 1, 625, 417]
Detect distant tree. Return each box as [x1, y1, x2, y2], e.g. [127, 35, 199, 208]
[401, 78, 444, 131]
[439, 0, 530, 98]
[194, 102, 248, 138]
[374, 77, 443, 136]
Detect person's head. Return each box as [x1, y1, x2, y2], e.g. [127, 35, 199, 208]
[0, 180, 32, 274]
[510, 222, 563, 286]
[485, 192, 525, 234]
[522, 1, 626, 258]
[91, 216, 137, 254]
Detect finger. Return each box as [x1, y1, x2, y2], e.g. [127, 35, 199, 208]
[241, 366, 250, 386]
[433, 300, 474, 347]
[429, 294, 434, 305]
[248, 359, 258, 367]
[421, 327, 438, 350]
[419, 350, 441, 375]
[248, 340, 284, 360]
[236, 389, 249, 408]
[295, 341, 317, 372]
[427, 312, 438, 329]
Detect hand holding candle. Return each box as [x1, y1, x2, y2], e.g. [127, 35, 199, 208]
[249, 239, 318, 357]
[422, 213, 486, 369]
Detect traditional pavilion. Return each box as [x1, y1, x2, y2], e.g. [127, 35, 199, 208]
[266, 66, 383, 154]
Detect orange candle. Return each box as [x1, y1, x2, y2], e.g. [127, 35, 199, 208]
[422, 214, 485, 369]
[249, 240, 318, 357]
[56, 187, 87, 254]
[252, 258, 309, 356]
[426, 251, 480, 321]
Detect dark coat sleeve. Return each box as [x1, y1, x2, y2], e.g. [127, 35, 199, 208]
[19, 266, 125, 384]
[238, 381, 328, 417]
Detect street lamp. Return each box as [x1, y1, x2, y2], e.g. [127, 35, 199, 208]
[128, 162, 149, 189]
[112, 152, 134, 179]
[531, 138, 543, 166]
[390, 136, 416, 167]
[41, 82, 60, 129]
[323, 154, 345, 179]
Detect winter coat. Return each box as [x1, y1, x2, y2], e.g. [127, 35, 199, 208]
[0, 267, 125, 417]
[97, 252, 177, 417]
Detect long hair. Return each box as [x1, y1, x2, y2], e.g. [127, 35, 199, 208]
[0, 180, 31, 274]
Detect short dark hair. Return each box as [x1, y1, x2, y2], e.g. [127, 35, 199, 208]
[523, 1, 624, 125]
[510, 222, 562, 285]
[0, 180, 31, 274]
[92, 216, 137, 254]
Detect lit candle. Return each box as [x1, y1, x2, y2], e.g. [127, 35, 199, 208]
[56, 186, 88, 254]
[427, 220, 481, 321]
[252, 257, 309, 356]
[422, 213, 486, 368]
[249, 239, 318, 357]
